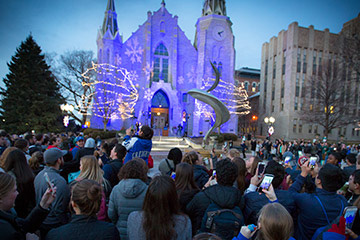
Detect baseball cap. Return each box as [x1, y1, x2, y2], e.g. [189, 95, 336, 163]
[44, 148, 67, 165]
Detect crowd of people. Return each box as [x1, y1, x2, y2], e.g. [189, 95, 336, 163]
[0, 127, 360, 240]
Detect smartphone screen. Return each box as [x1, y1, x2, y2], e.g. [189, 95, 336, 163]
[284, 156, 291, 164]
[259, 174, 274, 190]
[258, 163, 266, 177]
[212, 170, 216, 177]
[309, 157, 317, 168]
[298, 151, 304, 157]
[344, 206, 358, 229]
[171, 172, 176, 180]
[44, 172, 55, 192]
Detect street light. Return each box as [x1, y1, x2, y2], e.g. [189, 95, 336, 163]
[264, 116, 276, 138]
[60, 104, 74, 112]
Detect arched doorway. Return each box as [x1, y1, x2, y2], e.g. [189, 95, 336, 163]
[151, 90, 169, 136]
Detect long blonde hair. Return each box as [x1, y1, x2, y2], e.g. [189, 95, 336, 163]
[78, 155, 104, 184]
[256, 203, 293, 240]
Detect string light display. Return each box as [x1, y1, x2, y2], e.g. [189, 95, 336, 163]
[82, 62, 139, 122]
[195, 77, 251, 119]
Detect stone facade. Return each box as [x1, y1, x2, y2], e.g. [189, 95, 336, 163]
[259, 16, 360, 141]
[91, 0, 238, 136]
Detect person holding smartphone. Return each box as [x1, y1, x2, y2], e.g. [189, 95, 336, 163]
[244, 161, 296, 224]
[289, 162, 347, 240]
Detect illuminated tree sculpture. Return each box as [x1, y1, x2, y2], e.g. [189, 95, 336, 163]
[82, 63, 139, 131]
[195, 77, 251, 121]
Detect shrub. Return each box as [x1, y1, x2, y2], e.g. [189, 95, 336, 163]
[82, 128, 117, 139]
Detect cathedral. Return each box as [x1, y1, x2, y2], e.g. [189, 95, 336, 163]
[91, 0, 239, 136]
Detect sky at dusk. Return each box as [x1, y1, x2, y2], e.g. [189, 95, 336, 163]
[0, 0, 359, 88]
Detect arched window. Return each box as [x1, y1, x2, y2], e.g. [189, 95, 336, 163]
[252, 82, 257, 92]
[151, 90, 169, 108]
[244, 81, 249, 91]
[212, 61, 217, 76]
[153, 43, 169, 83]
[218, 62, 223, 76]
[160, 21, 165, 33]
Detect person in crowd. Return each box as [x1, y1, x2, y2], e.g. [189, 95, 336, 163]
[3, 149, 35, 218]
[27, 134, 41, 156]
[0, 147, 16, 172]
[74, 138, 95, 163]
[240, 141, 248, 159]
[14, 139, 31, 161]
[348, 170, 360, 205]
[32, 133, 44, 152]
[70, 136, 84, 160]
[108, 158, 149, 239]
[72, 155, 112, 221]
[103, 144, 127, 187]
[42, 135, 50, 151]
[234, 203, 295, 240]
[244, 161, 296, 224]
[289, 162, 347, 240]
[122, 125, 153, 164]
[232, 157, 247, 194]
[159, 147, 183, 176]
[0, 172, 56, 240]
[46, 179, 120, 240]
[96, 142, 114, 166]
[182, 151, 210, 189]
[186, 158, 243, 232]
[29, 151, 45, 176]
[227, 148, 241, 161]
[250, 139, 256, 157]
[327, 152, 342, 166]
[175, 162, 200, 235]
[34, 148, 71, 238]
[344, 153, 357, 179]
[0, 130, 8, 156]
[47, 136, 62, 150]
[245, 156, 261, 188]
[127, 175, 192, 240]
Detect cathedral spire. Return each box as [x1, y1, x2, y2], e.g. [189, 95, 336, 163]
[161, 0, 166, 7]
[202, 0, 227, 16]
[102, 0, 119, 37]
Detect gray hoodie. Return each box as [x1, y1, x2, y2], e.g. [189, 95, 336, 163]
[108, 178, 148, 240]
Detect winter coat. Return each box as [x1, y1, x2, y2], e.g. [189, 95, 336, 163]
[232, 231, 296, 240]
[45, 215, 120, 240]
[0, 205, 49, 240]
[186, 184, 244, 233]
[127, 211, 192, 240]
[108, 178, 148, 240]
[193, 164, 210, 189]
[178, 189, 200, 235]
[244, 189, 296, 224]
[103, 159, 123, 187]
[289, 174, 347, 240]
[158, 158, 175, 175]
[122, 135, 152, 164]
[34, 166, 71, 226]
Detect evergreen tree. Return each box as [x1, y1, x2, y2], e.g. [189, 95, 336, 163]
[0, 35, 64, 133]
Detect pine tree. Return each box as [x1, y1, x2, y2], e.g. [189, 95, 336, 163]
[0, 35, 64, 133]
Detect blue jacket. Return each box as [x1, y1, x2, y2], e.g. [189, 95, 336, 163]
[122, 135, 152, 164]
[193, 164, 210, 189]
[289, 174, 347, 240]
[244, 189, 296, 224]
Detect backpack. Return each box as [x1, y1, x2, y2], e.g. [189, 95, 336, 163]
[200, 201, 244, 240]
[165, 159, 175, 176]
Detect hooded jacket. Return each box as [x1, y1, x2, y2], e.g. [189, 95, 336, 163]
[186, 184, 244, 233]
[108, 178, 148, 240]
[122, 135, 152, 164]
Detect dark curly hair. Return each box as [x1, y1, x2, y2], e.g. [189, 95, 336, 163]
[118, 157, 148, 182]
[264, 160, 285, 189]
[216, 158, 238, 186]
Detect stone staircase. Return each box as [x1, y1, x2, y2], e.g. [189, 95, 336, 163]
[151, 136, 191, 152]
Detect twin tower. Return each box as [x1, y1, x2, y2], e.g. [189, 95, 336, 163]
[92, 0, 238, 136]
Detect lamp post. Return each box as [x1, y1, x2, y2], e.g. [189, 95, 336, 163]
[264, 116, 275, 139]
[60, 104, 74, 131]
